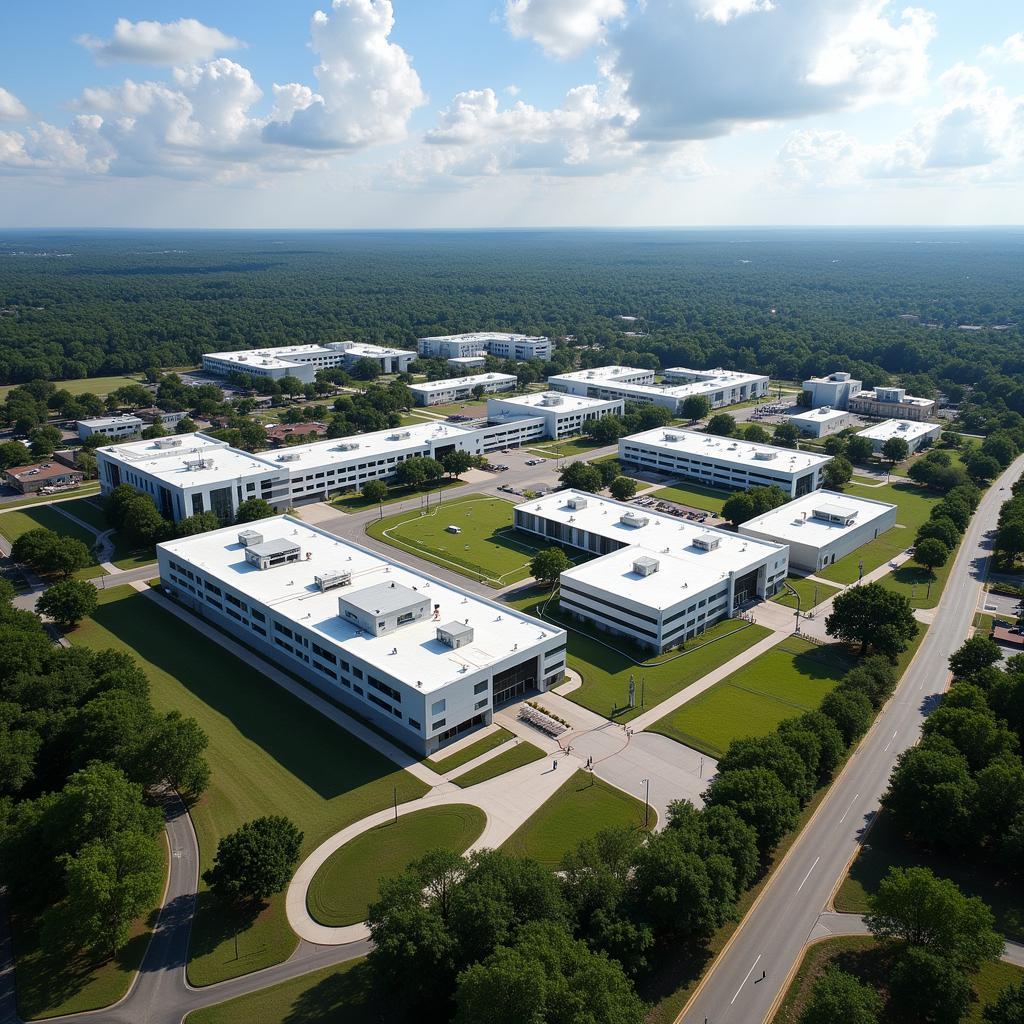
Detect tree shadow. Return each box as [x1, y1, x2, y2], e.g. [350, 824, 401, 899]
[185, 891, 267, 966]
[88, 595, 405, 800]
[281, 958, 385, 1023]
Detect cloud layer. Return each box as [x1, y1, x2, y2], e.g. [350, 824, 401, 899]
[504, 0, 626, 59]
[0, 87, 28, 121]
[78, 18, 243, 65]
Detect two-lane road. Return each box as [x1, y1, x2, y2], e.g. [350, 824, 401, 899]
[681, 455, 1024, 1024]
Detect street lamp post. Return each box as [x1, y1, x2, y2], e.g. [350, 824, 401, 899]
[642, 778, 650, 828]
[784, 579, 802, 634]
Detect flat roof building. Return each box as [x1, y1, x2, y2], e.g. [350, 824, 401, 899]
[788, 406, 854, 438]
[848, 385, 936, 422]
[418, 332, 551, 362]
[157, 516, 567, 754]
[802, 372, 863, 411]
[856, 418, 941, 454]
[4, 461, 84, 495]
[549, 365, 769, 414]
[447, 355, 487, 370]
[136, 407, 189, 427]
[619, 428, 831, 498]
[410, 373, 518, 406]
[78, 415, 143, 441]
[202, 342, 414, 384]
[514, 490, 788, 652]
[739, 490, 897, 573]
[486, 392, 624, 439]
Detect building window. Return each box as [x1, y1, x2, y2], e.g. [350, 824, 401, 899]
[431, 699, 446, 716]
[432, 718, 446, 731]
[473, 680, 488, 695]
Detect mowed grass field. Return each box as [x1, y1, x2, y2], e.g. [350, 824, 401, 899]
[0, 373, 147, 401]
[817, 480, 939, 585]
[650, 638, 856, 758]
[306, 805, 486, 926]
[424, 727, 514, 773]
[502, 771, 653, 868]
[0, 504, 106, 579]
[508, 589, 772, 723]
[366, 493, 563, 586]
[70, 587, 429, 987]
[453, 741, 546, 788]
[649, 481, 731, 514]
[772, 576, 841, 610]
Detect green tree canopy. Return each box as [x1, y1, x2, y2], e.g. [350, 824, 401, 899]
[36, 578, 98, 627]
[825, 582, 917, 657]
[203, 815, 303, 904]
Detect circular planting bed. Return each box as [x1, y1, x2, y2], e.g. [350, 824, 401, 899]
[306, 804, 486, 926]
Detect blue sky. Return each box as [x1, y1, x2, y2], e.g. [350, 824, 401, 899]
[1, 1, 1022, 227]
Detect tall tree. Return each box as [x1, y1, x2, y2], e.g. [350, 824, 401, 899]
[825, 582, 917, 657]
[203, 816, 303, 904]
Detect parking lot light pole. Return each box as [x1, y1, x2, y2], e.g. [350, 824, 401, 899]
[642, 778, 650, 828]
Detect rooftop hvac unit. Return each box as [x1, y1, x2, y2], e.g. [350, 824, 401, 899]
[389, 431, 411, 440]
[620, 512, 649, 528]
[335, 442, 360, 451]
[277, 452, 301, 462]
[753, 451, 776, 461]
[540, 395, 563, 407]
[184, 457, 214, 471]
[693, 533, 721, 552]
[633, 556, 659, 577]
[663, 433, 679, 442]
[437, 621, 474, 649]
[315, 570, 352, 592]
[237, 529, 263, 547]
[153, 437, 183, 449]
[567, 496, 588, 511]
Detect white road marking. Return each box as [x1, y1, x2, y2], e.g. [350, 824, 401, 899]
[797, 856, 820, 893]
[883, 730, 898, 752]
[839, 793, 859, 824]
[731, 954, 763, 1005]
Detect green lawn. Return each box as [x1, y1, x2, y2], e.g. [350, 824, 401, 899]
[185, 959, 378, 1024]
[11, 834, 166, 1020]
[877, 555, 952, 609]
[0, 504, 106, 579]
[508, 589, 772, 723]
[772, 935, 1023, 1024]
[772, 576, 841, 611]
[306, 805, 486, 927]
[525, 436, 607, 459]
[0, 483, 101, 509]
[835, 811, 1023, 942]
[367, 493, 562, 586]
[69, 587, 429, 986]
[817, 481, 939, 585]
[332, 476, 463, 513]
[454, 740, 547, 788]
[424, 727, 514, 773]
[501, 771, 653, 868]
[53, 495, 108, 531]
[0, 373, 147, 401]
[650, 639, 856, 758]
[649, 482, 731, 514]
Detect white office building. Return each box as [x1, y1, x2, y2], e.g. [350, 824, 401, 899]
[202, 342, 415, 384]
[619, 428, 831, 498]
[514, 490, 788, 652]
[802, 372, 863, 410]
[158, 517, 567, 755]
[77, 415, 144, 441]
[96, 416, 553, 522]
[410, 373, 518, 406]
[788, 407, 854, 438]
[548, 365, 769, 415]
[848, 386, 936, 422]
[486, 392, 624, 439]
[417, 332, 552, 362]
[94, 433, 290, 522]
[446, 355, 487, 371]
[739, 490, 898, 573]
[856, 418, 941, 454]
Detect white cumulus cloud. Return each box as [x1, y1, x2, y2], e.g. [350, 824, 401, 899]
[0, 87, 28, 121]
[612, 0, 935, 141]
[263, 0, 425, 150]
[980, 32, 1024, 64]
[78, 18, 243, 66]
[505, 0, 626, 59]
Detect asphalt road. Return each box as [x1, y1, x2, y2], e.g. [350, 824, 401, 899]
[680, 452, 1024, 1024]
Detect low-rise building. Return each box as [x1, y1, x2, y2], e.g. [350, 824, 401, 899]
[201, 342, 415, 384]
[418, 332, 551, 362]
[738, 490, 897, 573]
[848, 385, 936, 421]
[136, 407, 189, 428]
[446, 355, 487, 371]
[4, 461, 84, 495]
[486, 392, 624, 439]
[265, 422, 329, 447]
[157, 516, 567, 755]
[410, 373, 517, 406]
[77, 415, 143, 441]
[856, 418, 941, 454]
[619, 428, 831, 498]
[548, 365, 769, 414]
[514, 490, 788, 652]
[788, 406, 853, 438]
[802, 371, 863, 410]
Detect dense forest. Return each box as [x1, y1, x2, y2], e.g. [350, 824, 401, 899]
[0, 229, 1022, 390]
